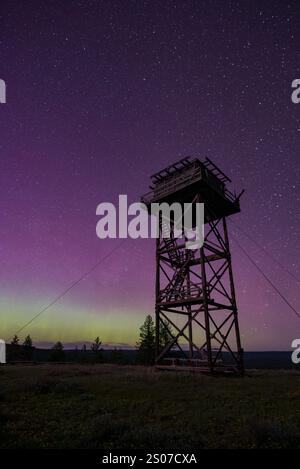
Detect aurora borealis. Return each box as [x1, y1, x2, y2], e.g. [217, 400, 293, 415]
[1, 0, 299, 350]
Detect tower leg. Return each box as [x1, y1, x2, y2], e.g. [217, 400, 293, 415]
[186, 250, 193, 359]
[200, 246, 213, 372]
[222, 218, 244, 374]
[155, 221, 161, 361]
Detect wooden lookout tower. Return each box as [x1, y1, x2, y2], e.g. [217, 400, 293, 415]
[141, 157, 244, 374]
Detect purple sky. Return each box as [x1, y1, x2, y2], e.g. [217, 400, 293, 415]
[0, 0, 299, 350]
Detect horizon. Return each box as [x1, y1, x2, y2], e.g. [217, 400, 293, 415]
[6, 337, 293, 354]
[5, 338, 297, 353]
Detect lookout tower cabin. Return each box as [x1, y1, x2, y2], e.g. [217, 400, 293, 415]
[141, 157, 240, 221]
[141, 156, 244, 375]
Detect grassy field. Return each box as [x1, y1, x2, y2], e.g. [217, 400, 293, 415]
[0, 364, 300, 449]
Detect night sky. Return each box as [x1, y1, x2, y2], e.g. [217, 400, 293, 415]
[1, 0, 299, 350]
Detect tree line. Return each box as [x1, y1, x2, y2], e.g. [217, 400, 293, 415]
[7, 314, 172, 365]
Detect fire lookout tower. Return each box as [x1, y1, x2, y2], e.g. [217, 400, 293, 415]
[141, 157, 244, 374]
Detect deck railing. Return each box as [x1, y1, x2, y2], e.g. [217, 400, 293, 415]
[141, 163, 236, 205]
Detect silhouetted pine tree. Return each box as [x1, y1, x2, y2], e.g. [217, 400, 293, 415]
[136, 315, 155, 365]
[9, 334, 21, 361]
[11, 334, 19, 346]
[91, 336, 103, 363]
[50, 341, 65, 362]
[22, 334, 34, 361]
